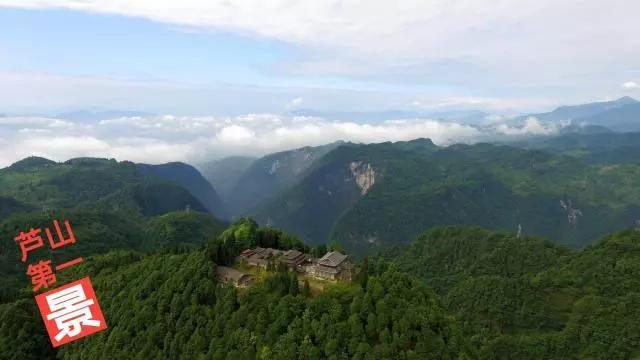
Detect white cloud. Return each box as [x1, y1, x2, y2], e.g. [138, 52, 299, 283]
[623, 81, 640, 89]
[496, 117, 557, 136]
[0, 0, 637, 90]
[18, 136, 112, 161]
[48, 119, 75, 128]
[217, 125, 255, 144]
[0, 112, 495, 167]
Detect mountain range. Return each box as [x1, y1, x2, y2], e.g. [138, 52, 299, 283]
[2, 97, 640, 358]
[0, 156, 225, 220]
[514, 96, 640, 131]
[2, 97, 640, 256]
[237, 137, 640, 255]
[197, 97, 640, 254]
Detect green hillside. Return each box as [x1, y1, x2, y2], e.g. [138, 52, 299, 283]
[0, 222, 473, 360]
[383, 226, 640, 359]
[0, 196, 34, 220]
[142, 210, 227, 250]
[0, 157, 209, 221]
[0, 208, 226, 302]
[514, 131, 640, 165]
[2, 219, 639, 358]
[253, 140, 640, 254]
[137, 162, 227, 219]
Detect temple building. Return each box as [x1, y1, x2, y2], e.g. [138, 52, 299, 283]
[308, 251, 353, 281]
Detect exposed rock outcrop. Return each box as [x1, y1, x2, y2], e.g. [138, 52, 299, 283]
[269, 160, 282, 174]
[560, 199, 583, 225]
[349, 161, 376, 195]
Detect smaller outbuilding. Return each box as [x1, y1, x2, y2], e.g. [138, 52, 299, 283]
[216, 266, 252, 287]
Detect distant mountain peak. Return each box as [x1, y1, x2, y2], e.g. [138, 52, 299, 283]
[615, 96, 638, 104]
[552, 96, 637, 113]
[403, 137, 435, 145]
[7, 156, 56, 171]
[521, 96, 640, 125]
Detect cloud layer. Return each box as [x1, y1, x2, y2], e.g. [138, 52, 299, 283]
[0, 113, 559, 168]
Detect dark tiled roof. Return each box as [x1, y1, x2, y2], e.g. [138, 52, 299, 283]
[282, 249, 306, 266]
[318, 251, 347, 267]
[283, 249, 303, 260]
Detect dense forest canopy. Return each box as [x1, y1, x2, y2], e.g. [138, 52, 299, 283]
[1, 220, 475, 360]
[250, 136, 640, 255]
[1, 217, 640, 359]
[383, 226, 640, 358]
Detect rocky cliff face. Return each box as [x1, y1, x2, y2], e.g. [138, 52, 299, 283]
[349, 161, 376, 195]
[560, 199, 583, 225]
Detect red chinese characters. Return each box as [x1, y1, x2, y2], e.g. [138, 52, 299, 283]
[27, 260, 56, 292]
[35, 277, 107, 347]
[46, 219, 76, 249]
[14, 220, 76, 262]
[15, 220, 84, 292]
[13, 219, 107, 347]
[14, 227, 44, 262]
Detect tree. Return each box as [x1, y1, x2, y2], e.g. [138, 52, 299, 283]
[302, 280, 311, 297]
[328, 239, 344, 253]
[313, 244, 327, 258]
[359, 257, 370, 288]
[288, 273, 299, 296]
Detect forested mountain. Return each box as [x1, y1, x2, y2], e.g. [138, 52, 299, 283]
[0, 157, 222, 221]
[0, 208, 225, 303]
[2, 219, 639, 358]
[0, 157, 229, 304]
[142, 210, 227, 250]
[251, 139, 640, 255]
[252, 139, 438, 246]
[137, 162, 226, 219]
[0, 196, 33, 221]
[576, 102, 640, 131]
[198, 156, 256, 203]
[514, 131, 640, 164]
[383, 226, 640, 358]
[0, 219, 475, 360]
[226, 142, 344, 217]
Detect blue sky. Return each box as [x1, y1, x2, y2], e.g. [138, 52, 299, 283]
[0, 8, 288, 85]
[0, 6, 435, 115]
[2, 0, 637, 116]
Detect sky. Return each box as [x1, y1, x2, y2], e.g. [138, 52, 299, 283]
[0, 0, 639, 166]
